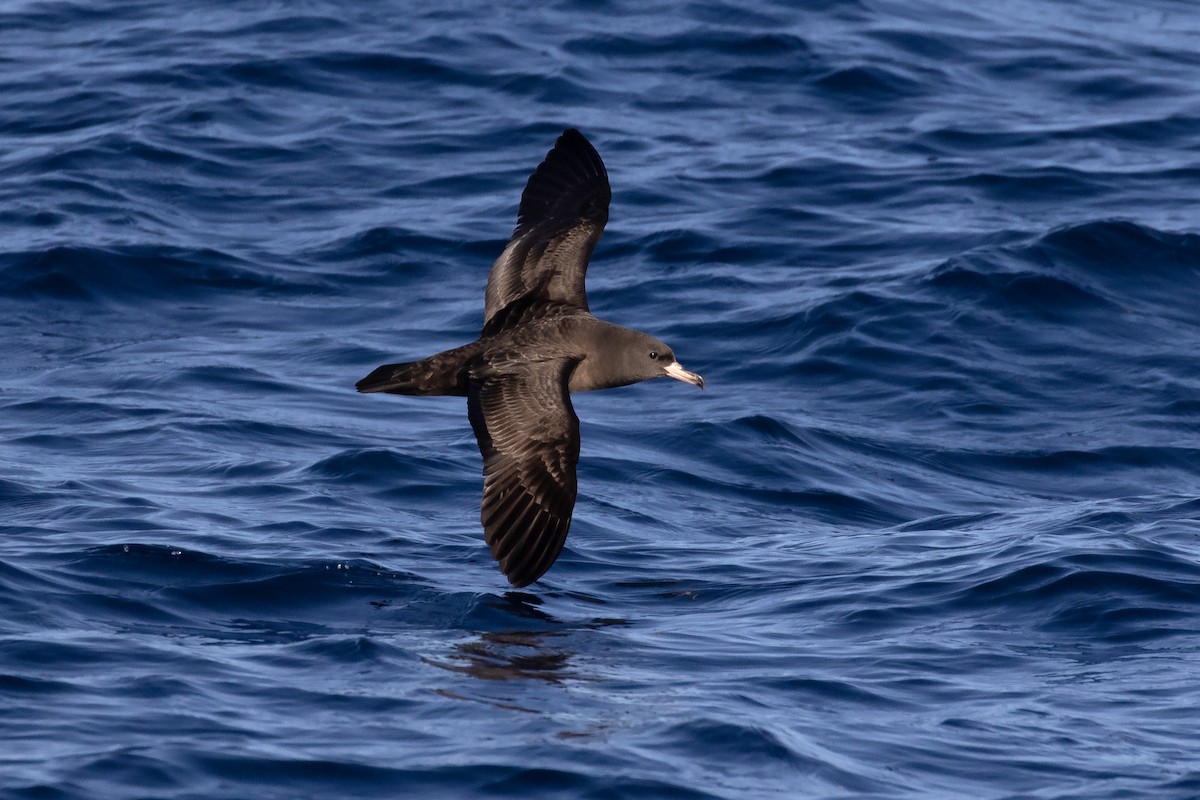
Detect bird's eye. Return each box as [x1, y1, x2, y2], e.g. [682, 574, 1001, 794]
[649, 351, 659, 360]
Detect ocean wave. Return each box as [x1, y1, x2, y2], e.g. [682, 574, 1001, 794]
[928, 219, 1200, 326]
[0, 244, 297, 303]
[4, 1, 1200, 797]
[812, 64, 925, 103]
[1036, 219, 1200, 275]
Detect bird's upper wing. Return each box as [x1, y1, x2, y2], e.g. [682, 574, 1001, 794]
[467, 356, 580, 588]
[483, 129, 610, 335]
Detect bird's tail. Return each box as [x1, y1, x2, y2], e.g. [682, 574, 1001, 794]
[355, 346, 474, 396]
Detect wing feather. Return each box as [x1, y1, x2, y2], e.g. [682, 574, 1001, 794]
[483, 129, 610, 335]
[467, 358, 580, 587]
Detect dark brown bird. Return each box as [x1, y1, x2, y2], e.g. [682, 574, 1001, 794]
[357, 129, 704, 588]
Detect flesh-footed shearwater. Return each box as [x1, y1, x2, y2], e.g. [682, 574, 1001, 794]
[356, 128, 704, 588]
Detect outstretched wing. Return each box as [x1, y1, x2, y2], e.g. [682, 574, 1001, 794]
[483, 129, 610, 335]
[467, 357, 580, 587]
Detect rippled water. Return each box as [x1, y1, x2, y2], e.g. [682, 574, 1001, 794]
[3, 2, 1200, 798]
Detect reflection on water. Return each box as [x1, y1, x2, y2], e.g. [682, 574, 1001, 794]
[493, 590, 558, 623]
[432, 630, 573, 683]
[428, 591, 573, 683]
[426, 593, 630, 688]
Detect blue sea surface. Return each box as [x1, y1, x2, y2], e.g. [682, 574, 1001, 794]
[3, 1, 1200, 797]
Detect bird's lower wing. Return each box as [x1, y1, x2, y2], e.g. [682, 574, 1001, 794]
[467, 358, 580, 588]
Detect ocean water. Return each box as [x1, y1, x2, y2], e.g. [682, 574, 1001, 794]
[3, 1, 1200, 797]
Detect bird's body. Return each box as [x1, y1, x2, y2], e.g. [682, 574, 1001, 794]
[358, 129, 703, 588]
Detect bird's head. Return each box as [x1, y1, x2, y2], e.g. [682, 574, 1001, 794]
[570, 325, 704, 392]
[620, 331, 704, 389]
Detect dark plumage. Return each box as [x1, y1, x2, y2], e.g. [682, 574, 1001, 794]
[357, 129, 704, 588]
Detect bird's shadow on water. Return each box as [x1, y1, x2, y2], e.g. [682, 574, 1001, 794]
[425, 629, 573, 684]
[422, 590, 627, 688]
